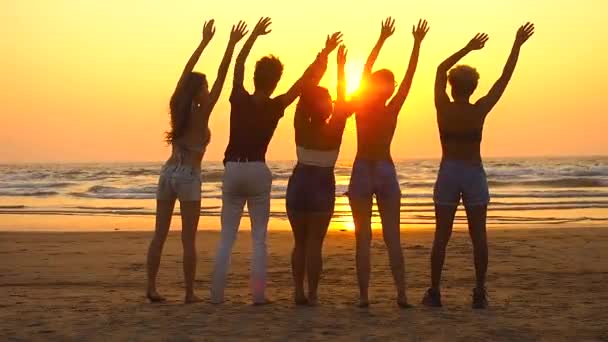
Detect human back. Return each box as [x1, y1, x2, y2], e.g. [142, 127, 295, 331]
[436, 100, 486, 163]
[354, 101, 399, 161]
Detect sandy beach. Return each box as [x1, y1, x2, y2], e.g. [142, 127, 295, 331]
[1, 226, 607, 341]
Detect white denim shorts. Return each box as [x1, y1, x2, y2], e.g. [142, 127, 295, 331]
[156, 164, 201, 202]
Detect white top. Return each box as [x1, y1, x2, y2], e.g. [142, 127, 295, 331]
[296, 146, 339, 167]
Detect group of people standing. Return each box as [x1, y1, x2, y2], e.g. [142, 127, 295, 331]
[145, 17, 535, 309]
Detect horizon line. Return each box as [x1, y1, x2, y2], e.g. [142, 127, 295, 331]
[1, 154, 607, 165]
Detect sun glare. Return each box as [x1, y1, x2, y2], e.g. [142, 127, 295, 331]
[345, 61, 363, 96]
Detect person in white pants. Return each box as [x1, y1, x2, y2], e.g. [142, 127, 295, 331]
[210, 17, 331, 305]
[213, 162, 272, 304]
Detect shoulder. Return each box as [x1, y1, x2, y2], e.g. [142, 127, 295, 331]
[230, 84, 250, 103]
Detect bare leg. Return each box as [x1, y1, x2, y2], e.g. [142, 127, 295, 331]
[288, 211, 309, 305]
[431, 205, 458, 290]
[465, 205, 488, 290]
[146, 199, 176, 302]
[180, 201, 202, 304]
[349, 195, 373, 307]
[377, 194, 408, 307]
[305, 212, 332, 306]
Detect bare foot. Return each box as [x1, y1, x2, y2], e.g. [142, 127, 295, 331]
[358, 298, 370, 308]
[184, 294, 204, 304]
[398, 294, 412, 309]
[253, 298, 273, 306]
[295, 295, 308, 306]
[307, 296, 318, 307]
[146, 289, 166, 303]
[398, 298, 413, 309]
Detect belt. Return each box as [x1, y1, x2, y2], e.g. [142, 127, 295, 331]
[224, 156, 265, 164]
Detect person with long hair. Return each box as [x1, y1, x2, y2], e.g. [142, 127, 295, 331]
[146, 19, 248, 304]
[348, 18, 429, 308]
[210, 17, 332, 305]
[287, 37, 352, 306]
[423, 23, 535, 309]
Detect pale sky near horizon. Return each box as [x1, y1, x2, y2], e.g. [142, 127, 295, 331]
[1, 0, 606, 162]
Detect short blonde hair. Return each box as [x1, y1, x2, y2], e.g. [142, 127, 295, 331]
[448, 65, 479, 97]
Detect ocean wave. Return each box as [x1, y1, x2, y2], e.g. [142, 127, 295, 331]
[74, 206, 145, 211]
[0, 205, 26, 209]
[0, 190, 59, 197]
[489, 177, 607, 188]
[70, 185, 157, 200]
[202, 170, 224, 182]
[0, 182, 74, 189]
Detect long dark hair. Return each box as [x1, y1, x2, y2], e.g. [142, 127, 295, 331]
[165, 72, 207, 144]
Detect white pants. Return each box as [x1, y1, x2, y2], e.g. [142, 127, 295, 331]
[211, 162, 272, 303]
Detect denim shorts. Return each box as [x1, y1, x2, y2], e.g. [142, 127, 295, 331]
[156, 164, 201, 202]
[433, 159, 490, 206]
[348, 159, 401, 200]
[286, 163, 336, 213]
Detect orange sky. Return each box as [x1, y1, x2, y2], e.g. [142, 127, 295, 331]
[1, 0, 606, 162]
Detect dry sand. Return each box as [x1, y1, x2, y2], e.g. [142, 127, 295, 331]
[1, 227, 607, 341]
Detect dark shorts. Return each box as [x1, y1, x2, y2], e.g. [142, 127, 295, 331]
[348, 158, 401, 200]
[286, 163, 336, 213]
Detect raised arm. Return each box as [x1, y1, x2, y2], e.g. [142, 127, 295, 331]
[278, 32, 342, 108]
[203, 21, 248, 115]
[435, 33, 489, 109]
[362, 17, 396, 81]
[476, 22, 535, 114]
[233, 17, 272, 89]
[332, 44, 353, 122]
[174, 20, 216, 95]
[388, 20, 429, 114]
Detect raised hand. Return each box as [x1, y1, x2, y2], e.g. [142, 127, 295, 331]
[202, 19, 216, 44]
[515, 22, 535, 46]
[379, 17, 396, 41]
[412, 19, 430, 43]
[229, 21, 248, 43]
[252, 17, 272, 37]
[324, 32, 344, 54]
[466, 33, 489, 51]
[337, 44, 347, 65]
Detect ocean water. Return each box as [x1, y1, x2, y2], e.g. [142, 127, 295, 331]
[0, 157, 607, 231]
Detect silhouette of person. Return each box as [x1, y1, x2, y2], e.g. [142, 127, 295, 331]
[210, 17, 335, 305]
[348, 18, 430, 308]
[423, 23, 535, 309]
[146, 19, 248, 304]
[287, 35, 353, 306]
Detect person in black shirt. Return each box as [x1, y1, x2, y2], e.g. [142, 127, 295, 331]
[210, 17, 329, 305]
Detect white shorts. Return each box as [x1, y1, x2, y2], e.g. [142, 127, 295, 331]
[156, 164, 201, 202]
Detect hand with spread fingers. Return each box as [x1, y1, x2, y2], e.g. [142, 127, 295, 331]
[466, 33, 490, 51]
[379, 17, 396, 41]
[202, 19, 216, 44]
[229, 21, 248, 44]
[412, 19, 430, 44]
[323, 32, 344, 55]
[252, 17, 272, 37]
[515, 22, 535, 46]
